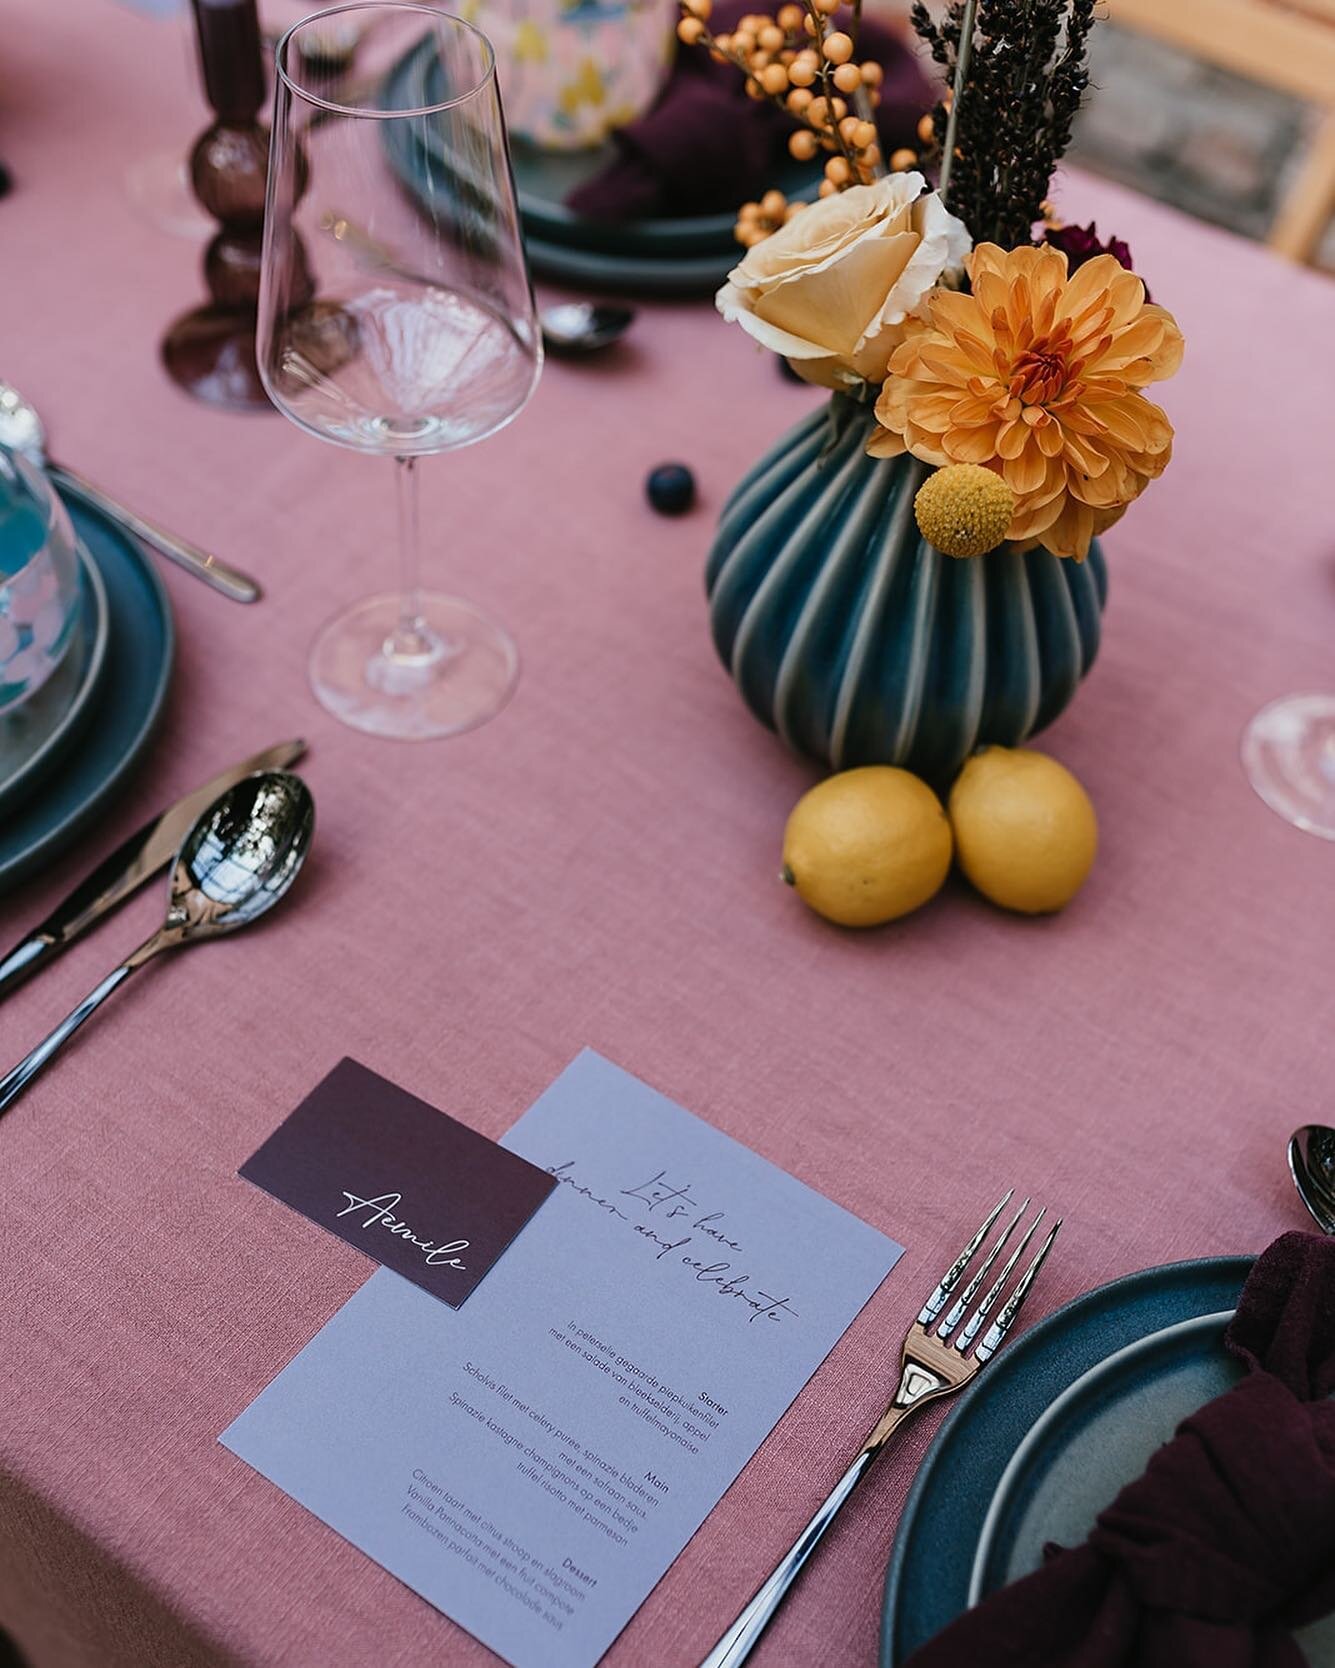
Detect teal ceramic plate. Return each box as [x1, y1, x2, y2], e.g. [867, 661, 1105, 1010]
[967, 1308, 1335, 1666]
[515, 229, 739, 294]
[0, 543, 110, 817]
[880, 1256, 1254, 1665]
[505, 138, 818, 261]
[0, 487, 173, 896]
[382, 40, 815, 280]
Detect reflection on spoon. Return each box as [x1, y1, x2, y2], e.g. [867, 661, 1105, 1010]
[540, 302, 636, 356]
[0, 772, 315, 1116]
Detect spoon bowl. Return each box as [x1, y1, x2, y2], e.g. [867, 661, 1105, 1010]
[167, 771, 315, 939]
[0, 771, 315, 1115]
[540, 302, 636, 356]
[1288, 1124, 1335, 1235]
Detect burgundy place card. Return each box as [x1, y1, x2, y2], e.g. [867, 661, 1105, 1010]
[239, 1058, 557, 1308]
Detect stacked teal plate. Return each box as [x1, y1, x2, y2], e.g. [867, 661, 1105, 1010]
[381, 40, 818, 295]
[881, 1255, 1335, 1667]
[881, 1258, 1249, 1663]
[0, 484, 173, 896]
[967, 1308, 1335, 1664]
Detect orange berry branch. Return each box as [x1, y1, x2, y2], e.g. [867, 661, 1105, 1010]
[675, 0, 934, 245]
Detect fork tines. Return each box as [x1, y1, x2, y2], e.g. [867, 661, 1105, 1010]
[918, 1191, 1060, 1365]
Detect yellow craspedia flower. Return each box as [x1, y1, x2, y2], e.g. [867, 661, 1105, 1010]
[914, 464, 1015, 558]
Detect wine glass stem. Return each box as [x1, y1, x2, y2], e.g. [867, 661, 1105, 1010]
[390, 453, 429, 659]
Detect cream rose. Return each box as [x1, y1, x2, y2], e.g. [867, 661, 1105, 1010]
[715, 174, 971, 390]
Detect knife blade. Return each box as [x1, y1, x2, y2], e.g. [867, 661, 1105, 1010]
[0, 738, 307, 1000]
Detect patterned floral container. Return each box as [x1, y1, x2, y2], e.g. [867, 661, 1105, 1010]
[468, 0, 677, 150]
[706, 396, 1108, 785]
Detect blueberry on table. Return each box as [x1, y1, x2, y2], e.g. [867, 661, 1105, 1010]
[646, 463, 696, 516]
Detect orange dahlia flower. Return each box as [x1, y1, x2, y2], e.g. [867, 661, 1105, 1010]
[868, 242, 1184, 559]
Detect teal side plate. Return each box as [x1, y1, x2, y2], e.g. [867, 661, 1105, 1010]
[0, 542, 110, 817]
[880, 1255, 1254, 1665]
[0, 486, 173, 896]
[514, 230, 738, 295]
[381, 38, 815, 284]
[508, 138, 817, 257]
[968, 1312, 1238, 1603]
[967, 1307, 1335, 1666]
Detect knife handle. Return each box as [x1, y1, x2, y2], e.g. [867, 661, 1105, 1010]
[47, 462, 262, 605]
[0, 933, 58, 1001]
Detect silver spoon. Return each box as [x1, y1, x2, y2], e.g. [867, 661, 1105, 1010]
[0, 380, 262, 604]
[1289, 1124, 1335, 1234]
[0, 772, 314, 1116]
[540, 303, 636, 356]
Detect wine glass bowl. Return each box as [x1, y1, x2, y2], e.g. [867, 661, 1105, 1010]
[259, 3, 541, 739]
[267, 277, 539, 456]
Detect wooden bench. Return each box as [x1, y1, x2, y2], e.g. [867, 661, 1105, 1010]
[1107, 0, 1335, 263]
[879, 0, 1335, 263]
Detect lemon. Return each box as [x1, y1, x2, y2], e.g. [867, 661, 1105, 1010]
[782, 766, 953, 927]
[948, 746, 1097, 914]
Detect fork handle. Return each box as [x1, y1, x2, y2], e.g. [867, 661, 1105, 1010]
[698, 1405, 918, 1668]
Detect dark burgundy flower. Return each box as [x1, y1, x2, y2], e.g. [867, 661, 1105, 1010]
[1044, 221, 1149, 299]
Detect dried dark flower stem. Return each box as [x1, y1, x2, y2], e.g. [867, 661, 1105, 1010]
[936, 0, 975, 203]
[911, 0, 1096, 248]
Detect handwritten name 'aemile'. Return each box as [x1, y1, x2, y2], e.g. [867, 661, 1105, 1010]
[337, 1191, 469, 1270]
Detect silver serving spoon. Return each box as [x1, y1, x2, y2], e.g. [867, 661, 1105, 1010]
[0, 772, 314, 1116]
[1289, 1125, 1335, 1234]
[540, 303, 636, 356]
[0, 380, 262, 604]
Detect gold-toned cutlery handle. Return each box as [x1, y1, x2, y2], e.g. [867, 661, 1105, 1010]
[47, 462, 262, 604]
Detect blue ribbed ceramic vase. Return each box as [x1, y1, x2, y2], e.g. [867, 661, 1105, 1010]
[706, 395, 1108, 785]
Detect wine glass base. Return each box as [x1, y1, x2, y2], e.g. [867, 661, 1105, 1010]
[309, 593, 519, 740]
[1241, 693, 1335, 840]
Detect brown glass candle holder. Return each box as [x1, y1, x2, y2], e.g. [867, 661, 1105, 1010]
[162, 0, 273, 411]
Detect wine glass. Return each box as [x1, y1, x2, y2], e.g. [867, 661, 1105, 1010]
[1242, 696, 1335, 840]
[259, 2, 541, 739]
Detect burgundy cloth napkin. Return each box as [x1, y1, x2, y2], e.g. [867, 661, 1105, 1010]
[904, 1232, 1335, 1668]
[566, 2, 933, 222]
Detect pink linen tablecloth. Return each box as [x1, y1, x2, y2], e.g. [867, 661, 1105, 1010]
[2, 5, 1335, 1666]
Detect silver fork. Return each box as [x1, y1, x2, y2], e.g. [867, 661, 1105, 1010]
[699, 1193, 1061, 1668]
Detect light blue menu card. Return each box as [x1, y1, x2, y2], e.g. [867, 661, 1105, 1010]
[222, 1049, 902, 1668]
